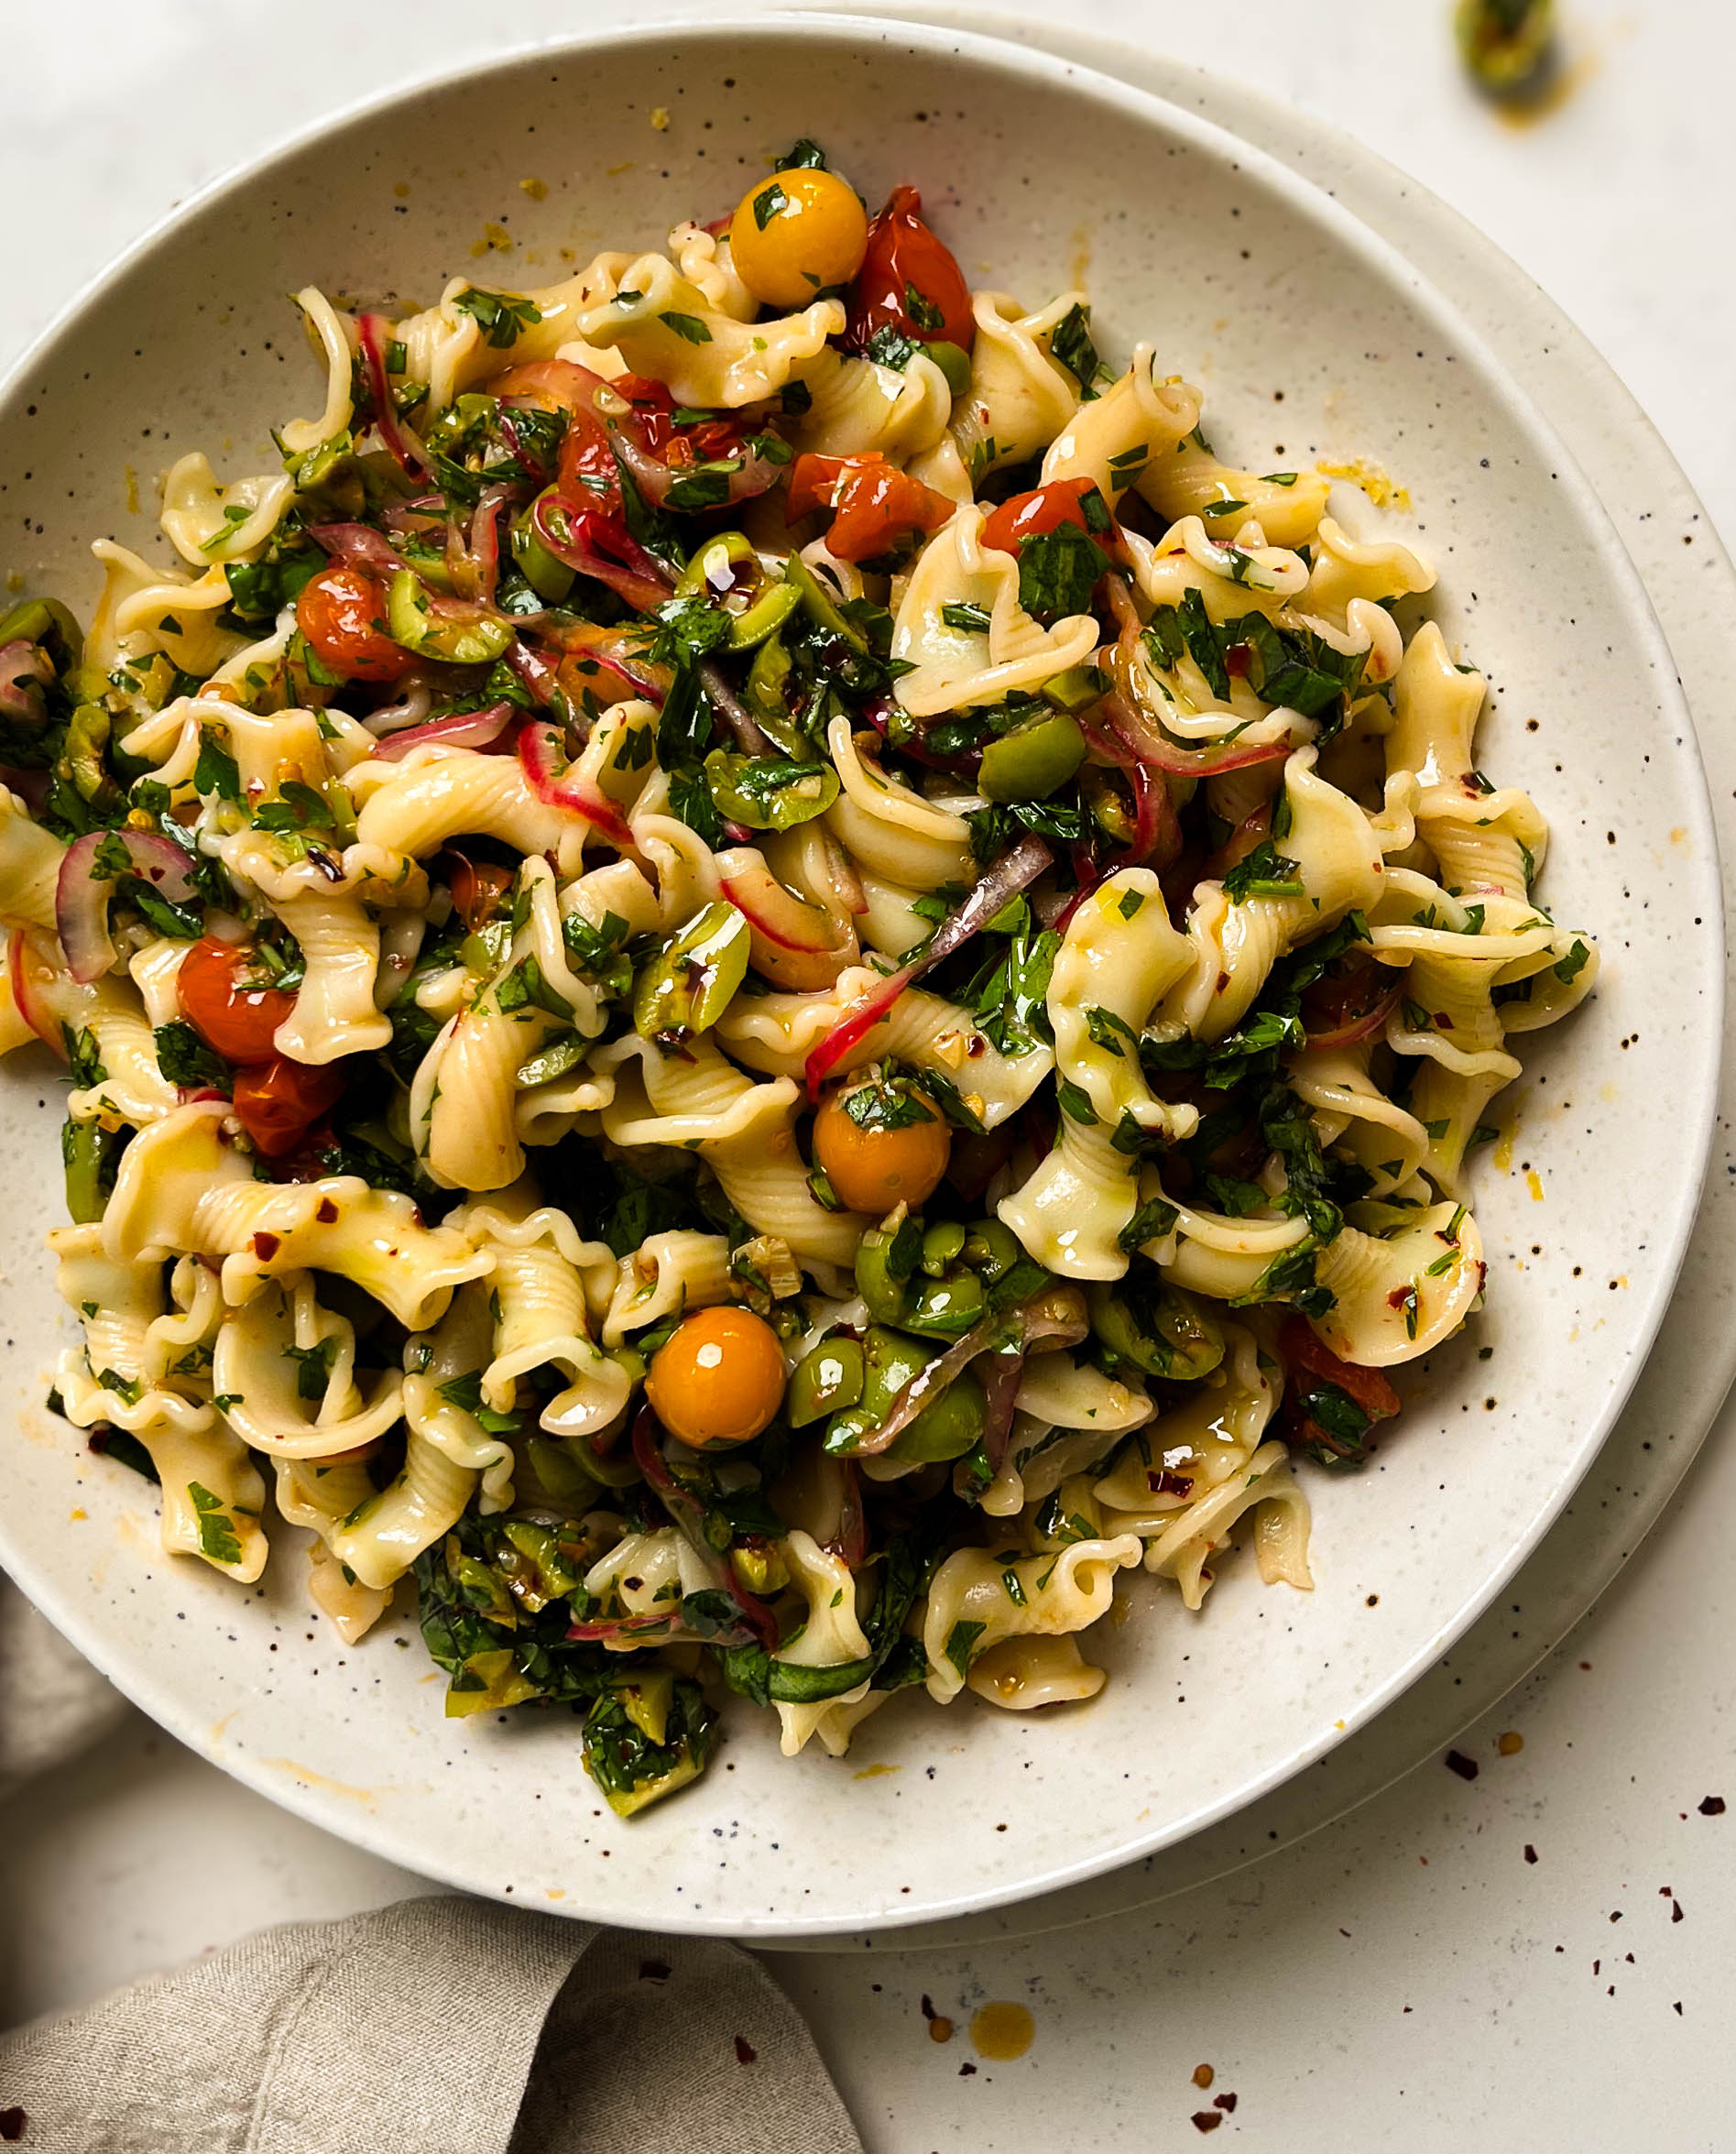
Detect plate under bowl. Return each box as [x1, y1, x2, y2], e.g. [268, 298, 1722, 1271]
[0, 15, 1718, 1935]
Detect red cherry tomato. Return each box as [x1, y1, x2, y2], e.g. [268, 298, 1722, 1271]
[785, 452, 954, 563]
[1277, 1315, 1401, 1422]
[295, 566, 414, 684]
[980, 476, 1111, 557]
[178, 936, 295, 1065]
[232, 1056, 348, 1157]
[845, 185, 974, 355]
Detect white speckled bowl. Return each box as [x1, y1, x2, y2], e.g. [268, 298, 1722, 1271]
[0, 16, 1719, 1936]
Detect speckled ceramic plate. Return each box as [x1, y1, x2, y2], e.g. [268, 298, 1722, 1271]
[0, 16, 1720, 1936]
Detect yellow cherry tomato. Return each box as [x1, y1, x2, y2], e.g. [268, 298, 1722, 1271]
[728, 168, 869, 312]
[645, 1305, 787, 1450]
[813, 1086, 952, 1215]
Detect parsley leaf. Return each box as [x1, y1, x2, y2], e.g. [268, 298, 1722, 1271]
[453, 289, 543, 349]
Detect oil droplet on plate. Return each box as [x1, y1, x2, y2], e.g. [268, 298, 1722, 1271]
[969, 2002, 1034, 2060]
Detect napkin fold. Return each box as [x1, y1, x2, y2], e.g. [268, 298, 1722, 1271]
[0, 1580, 863, 2154]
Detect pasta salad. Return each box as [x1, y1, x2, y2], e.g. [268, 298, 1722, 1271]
[0, 145, 1597, 1815]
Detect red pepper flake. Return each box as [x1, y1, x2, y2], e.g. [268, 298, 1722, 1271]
[316, 1197, 339, 1223]
[1674, 2003, 1684, 2016]
[252, 1230, 280, 1260]
[734, 2035, 757, 2065]
[1191, 2115, 1222, 2135]
[638, 1958, 671, 1982]
[1150, 1470, 1194, 1495]
[1698, 1795, 1726, 1816]
[1445, 1749, 1479, 1781]
[1192, 2065, 1215, 2090]
[1523, 1844, 1538, 1864]
[1609, 1910, 1623, 1923]
[959, 2062, 977, 2077]
[1214, 2092, 1239, 2113]
[1673, 1901, 1686, 1924]
[0, 2110, 24, 2143]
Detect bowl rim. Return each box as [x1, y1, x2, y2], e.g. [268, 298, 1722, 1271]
[0, 8, 1721, 1934]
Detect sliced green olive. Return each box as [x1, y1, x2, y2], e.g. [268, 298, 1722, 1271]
[923, 340, 972, 397]
[961, 1219, 1023, 1285]
[515, 1034, 587, 1088]
[1088, 1280, 1225, 1382]
[63, 704, 114, 805]
[904, 1270, 985, 1339]
[822, 1324, 987, 1462]
[386, 568, 514, 665]
[510, 492, 576, 603]
[675, 530, 759, 597]
[0, 595, 82, 676]
[855, 1219, 916, 1326]
[1040, 664, 1108, 716]
[730, 1540, 791, 1596]
[632, 900, 751, 1041]
[920, 1219, 967, 1276]
[703, 748, 838, 833]
[787, 1334, 865, 1427]
[978, 709, 1086, 803]
[1080, 763, 1136, 847]
[523, 1434, 601, 1509]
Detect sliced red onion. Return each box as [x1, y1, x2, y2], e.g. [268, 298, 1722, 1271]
[718, 860, 843, 954]
[630, 1407, 780, 1650]
[497, 406, 556, 485]
[530, 496, 672, 615]
[861, 694, 978, 777]
[0, 763, 50, 812]
[5, 927, 62, 1051]
[610, 425, 785, 511]
[503, 640, 563, 712]
[56, 830, 198, 984]
[830, 1459, 868, 1570]
[518, 721, 636, 848]
[380, 496, 447, 538]
[803, 832, 1052, 1100]
[1300, 983, 1403, 1051]
[309, 522, 420, 578]
[357, 312, 431, 478]
[374, 702, 516, 762]
[1100, 687, 1291, 778]
[979, 1347, 1025, 1478]
[466, 484, 518, 608]
[523, 617, 670, 705]
[696, 657, 772, 755]
[846, 1296, 1086, 1460]
[0, 640, 50, 723]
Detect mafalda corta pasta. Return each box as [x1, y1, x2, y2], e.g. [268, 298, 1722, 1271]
[0, 144, 1595, 1815]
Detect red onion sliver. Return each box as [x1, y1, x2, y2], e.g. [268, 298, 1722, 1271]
[803, 833, 1053, 1101]
[357, 312, 431, 478]
[530, 496, 672, 615]
[5, 927, 63, 1051]
[374, 702, 516, 762]
[56, 829, 198, 984]
[518, 721, 636, 849]
[697, 657, 772, 755]
[1299, 983, 1403, 1052]
[0, 640, 51, 722]
[846, 1299, 1086, 1460]
[630, 1408, 780, 1649]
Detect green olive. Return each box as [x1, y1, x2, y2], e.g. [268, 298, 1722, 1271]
[923, 340, 972, 397]
[787, 1335, 866, 1427]
[1039, 664, 1108, 716]
[977, 710, 1086, 803]
[0, 595, 82, 677]
[632, 901, 751, 1042]
[905, 1270, 985, 1339]
[1088, 1279, 1226, 1382]
[386, 567, 514, 665]
[510, 494, 576, 602]
[961, 1219, 1023, 1284]
[920, 1219, 967, 1276]
[855, 1219, 916, 1327]
[675, 531, 759, 597]
[823, 1325, 987, 1463]
[63, 704, 115, 806]
[784, 549, 868, 652]
[703, 748, 839, 832]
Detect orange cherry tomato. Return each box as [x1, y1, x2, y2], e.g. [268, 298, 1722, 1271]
[786, 452, 954, 563]
[728, 167, 869, 312]
[813, 1085, 952, 1213]
[980, 476, 1110, 558]
[178, 935, 295, 1065]
[645, 1306, 787, 1450]
[295, 566, 415, 684]
[845, 184, 974, 355]
[232, 1056, 347, 1157]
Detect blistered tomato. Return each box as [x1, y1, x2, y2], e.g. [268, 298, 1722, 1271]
[178, 936, 295, 1065]
[729, 168, 869, 312]
[785, 453, 955, 563]
[845, 184, 974, 355]
[813, 1086, 952, 1213]
[980, 476, 1110, 557]
[645, 1306, 787, 1450]
[295, 565, 415, 683]
[232, 1056, 347, 1157]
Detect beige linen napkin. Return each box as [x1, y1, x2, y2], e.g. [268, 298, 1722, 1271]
[0, 1579, 863, 2154]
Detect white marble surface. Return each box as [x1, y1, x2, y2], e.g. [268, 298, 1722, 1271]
[5, 2, 1735, 2146]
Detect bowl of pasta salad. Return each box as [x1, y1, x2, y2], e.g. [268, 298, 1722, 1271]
[0, 17, 1717, 1932]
